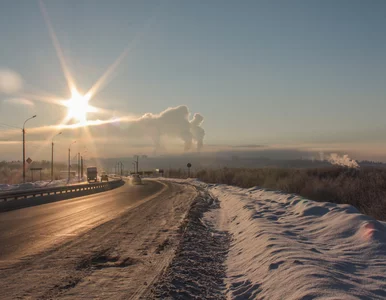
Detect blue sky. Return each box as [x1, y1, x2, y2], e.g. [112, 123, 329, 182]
[1, 0, 386, 160]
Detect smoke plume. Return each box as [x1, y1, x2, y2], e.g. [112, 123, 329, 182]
[126, 105, 205, 153]
[327, 153, 359, 168]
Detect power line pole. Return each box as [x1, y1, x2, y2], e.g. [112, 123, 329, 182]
[23, 128, 25, 182]
[81, 156, 84, 179]
[51, 132, 62, 181]
[68, 148, 70, 182]
[68, 141, 76, 182]
[78, 152, 80, 182]
[134, 155, 139, 174]
[119, 161, 124, 176]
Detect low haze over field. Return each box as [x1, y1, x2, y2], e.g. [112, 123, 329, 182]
[1, 1, 386, 161]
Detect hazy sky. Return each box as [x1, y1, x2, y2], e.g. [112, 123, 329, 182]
[1, 0, 386, 161]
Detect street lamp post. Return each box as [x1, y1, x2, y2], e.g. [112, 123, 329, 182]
[119, 161, 124, 176]
[51, 132, 62, 181]
[78, 152, 80, 182]
[68, 140, 76, 182]
[22, 115, 37, 183]
[80, 149, 87, 180]
[133, 155, 139, 174]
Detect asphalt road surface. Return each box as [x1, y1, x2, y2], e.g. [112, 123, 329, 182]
[0, 179, 197, 299]
[0, 180, 165, 262]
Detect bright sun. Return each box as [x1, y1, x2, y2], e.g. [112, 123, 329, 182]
[64, 89, 96, 123]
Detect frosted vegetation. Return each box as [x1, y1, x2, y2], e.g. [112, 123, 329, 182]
[185, 167, 386, 221]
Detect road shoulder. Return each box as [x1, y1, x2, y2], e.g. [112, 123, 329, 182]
[149, 186, 230, 299]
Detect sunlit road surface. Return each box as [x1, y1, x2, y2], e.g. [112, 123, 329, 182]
[0, 180, 197, 299]
[0, 180, 165, 262]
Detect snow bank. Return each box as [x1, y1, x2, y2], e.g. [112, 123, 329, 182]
[210, 185, 386, 300]
[0, 178, 88, 192]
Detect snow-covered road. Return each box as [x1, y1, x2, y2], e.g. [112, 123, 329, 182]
[0, 180, 197, 299]
[2, 177, 385, 299]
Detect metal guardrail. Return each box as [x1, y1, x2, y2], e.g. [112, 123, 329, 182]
[0, 179, 123, 202]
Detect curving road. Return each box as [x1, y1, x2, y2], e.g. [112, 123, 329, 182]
[0, 180, 166, 262]
[0, 179, 197, 299]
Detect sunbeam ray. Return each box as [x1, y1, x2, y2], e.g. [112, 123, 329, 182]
[39, 0, 76, 94]
[85, 17, 155, 100]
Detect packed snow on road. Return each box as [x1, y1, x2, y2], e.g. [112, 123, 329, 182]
[162, 178, 386, 299]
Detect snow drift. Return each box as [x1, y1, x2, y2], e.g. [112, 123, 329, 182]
[208, 184, 386, 299]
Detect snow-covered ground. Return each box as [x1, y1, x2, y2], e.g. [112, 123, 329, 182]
[164, 178, 386, 299]
[0, 178, 88, 192]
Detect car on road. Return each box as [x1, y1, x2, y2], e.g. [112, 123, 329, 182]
[131, 174, 142, 185]
[101, 172, 109, 182]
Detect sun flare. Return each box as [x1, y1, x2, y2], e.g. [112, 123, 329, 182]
[63, 89, 96, 123]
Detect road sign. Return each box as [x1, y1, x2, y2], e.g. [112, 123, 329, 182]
[26, 157, 32, 164]
[187, 163, 192, 168]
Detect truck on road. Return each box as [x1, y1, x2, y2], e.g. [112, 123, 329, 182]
[86, 167, 98, 182]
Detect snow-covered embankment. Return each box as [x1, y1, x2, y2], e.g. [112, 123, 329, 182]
[209, 184, 386, 299]
[0, 178, 89, 192]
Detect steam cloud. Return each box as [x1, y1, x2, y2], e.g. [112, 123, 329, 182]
[327, 153, 359, 169]
[0, 105, 205, 154]
[126, 105, 205, 153]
